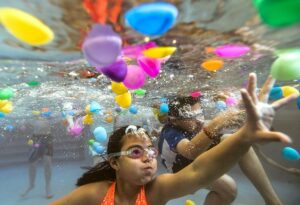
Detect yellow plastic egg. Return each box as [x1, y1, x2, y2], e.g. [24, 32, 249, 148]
[0, 100, 8, 108]
[83, 114, 94, 125]
[185, 199, 196, 205]
[0, 101, 13, 113]
[0, 7, 54, 46]
[143, 46, 177, 58]
[111, 81, 128, 95]
[32, 110, 40, 115]
[85, 105, 91, 114]
[27, 139, 33, 145]
[115, 92, 132, 108]
[281, 86, 299, 97]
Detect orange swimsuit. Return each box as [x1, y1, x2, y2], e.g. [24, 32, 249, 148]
[100, 182, 148, 205]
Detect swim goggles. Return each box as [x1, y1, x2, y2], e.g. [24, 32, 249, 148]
[108, 146, 158, 159]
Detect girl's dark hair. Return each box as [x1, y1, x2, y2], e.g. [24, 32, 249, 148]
[76, 125, 148, 186]
[168, 96, 201, 117]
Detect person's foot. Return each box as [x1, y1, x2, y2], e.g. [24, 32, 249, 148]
[46, 194, 53, 199]
[21, 186, 34, 197]
[45, 185, 53, 199]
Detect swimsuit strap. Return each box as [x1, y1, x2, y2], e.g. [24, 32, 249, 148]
[100, 182, 148, 205]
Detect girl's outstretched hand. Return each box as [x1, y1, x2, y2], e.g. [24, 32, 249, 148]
[240, 73, 297, 144]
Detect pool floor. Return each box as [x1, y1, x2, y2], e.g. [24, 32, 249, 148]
[0, 161, 299, 205]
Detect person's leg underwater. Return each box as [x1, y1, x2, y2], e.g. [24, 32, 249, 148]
[204, 174, 237, 205]
[22, 160, 37, 197]
[238, 147, 283, 205]
[43, 155, 53, 198]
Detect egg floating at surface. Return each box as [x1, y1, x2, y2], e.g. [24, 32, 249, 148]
[124, 2, 178, 36]
[0, 7, 54, 46]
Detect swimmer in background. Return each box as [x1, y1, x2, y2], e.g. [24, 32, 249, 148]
[49, 73, 297, 205]
[22, 112, 54, 199]
[158, 74, 289, 205]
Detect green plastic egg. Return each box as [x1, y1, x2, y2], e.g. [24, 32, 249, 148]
[271, 52, 300, 81]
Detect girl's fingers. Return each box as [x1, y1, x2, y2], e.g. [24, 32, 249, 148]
[256, 130, 292, 144]
[258, 75, 276, 102]
[272, 94, 298, 110]
[247, 73, 259, 104]
[241, 89, 258, 121]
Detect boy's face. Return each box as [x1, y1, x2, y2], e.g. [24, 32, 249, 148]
[170, 102, 204, 133]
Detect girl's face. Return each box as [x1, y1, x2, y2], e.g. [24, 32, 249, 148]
[115, 134, 158, 185]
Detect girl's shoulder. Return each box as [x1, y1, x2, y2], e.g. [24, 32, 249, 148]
[75, 181, 112, 204]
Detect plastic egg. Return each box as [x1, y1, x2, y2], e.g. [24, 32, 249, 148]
[88, 139, 95, 146]
[269, 87, 283, 100]
[96, 59, 128, 82]
[92, 142, 106, 154]
[252, 0, 300, 27]
[0, 88, 14, 100]
[214, 44, 250, 58]
[83, 114, 94, 125]
[0, 7, 54, 46]
[111, 81, 128, 95]
[190, 91, 202, 98]
[281, 86, 299, 97]
[27, 139, 33, 146]
[93, 127, 107, 142]
[201, 59, 224, 71]
[123, 65, 146, 90]
[82, 24, 122, 67]
[124, 2, 178, 36]
[143, 46, 177, 58]
[215, 101, 227, 110]
[115, 92, 132, 108]
[137, 56, 161, 78]
[225, 97, 238, 106]
[0, 101, 13, 113]
[282, 147, 300, 161]
[90, 101, 102, 114]
[129, 105, 138, 114]
[271, 52, 300, 81]
[159, 103, 169, 113]
[185, 199, 196, 205]
[105, 115, 114, 123]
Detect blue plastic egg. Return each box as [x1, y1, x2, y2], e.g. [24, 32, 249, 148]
[160, 103, 169, 113]
[269, 86, 283, 100]
[129, 105, 138, 114]
[115, 107, 122, 113]
[215, 101, 227, 110]
[90, 101, 101, 114]
[93, 126, 107, 142]
[125, 2, 178, 36]
[92, 142, 105, 154]
[297, 97, 300, 110]
[5, 125, 14, 131]
[0, 112, 5, 118]
[41, 111, 52, 118]
[282, 147, 300, 161]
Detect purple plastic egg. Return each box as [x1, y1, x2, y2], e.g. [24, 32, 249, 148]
[82, 24, 122, 66]
[96, 59, 128, 82]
